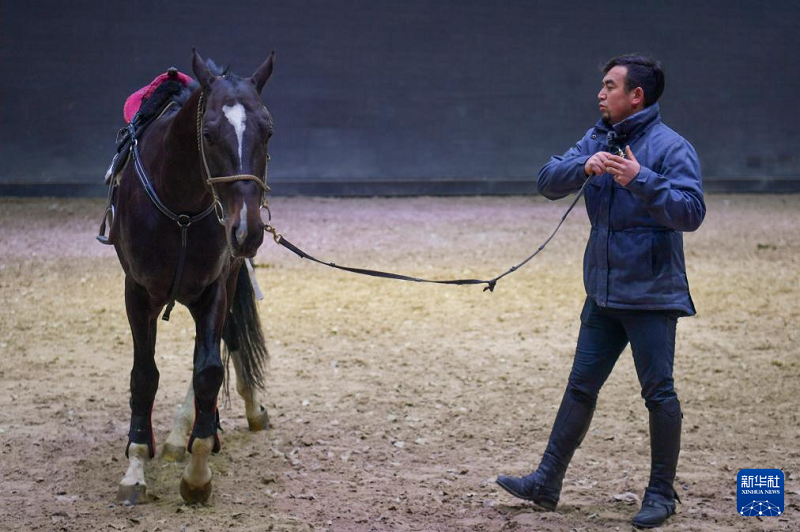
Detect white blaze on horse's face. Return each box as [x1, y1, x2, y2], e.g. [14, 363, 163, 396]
[222, 103, 246, 172]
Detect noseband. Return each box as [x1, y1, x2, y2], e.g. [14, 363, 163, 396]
[196, 92, 272, 224]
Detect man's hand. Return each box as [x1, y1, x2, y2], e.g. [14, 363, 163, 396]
[604, 146, 641, 186]
[585, 151, 612, 177]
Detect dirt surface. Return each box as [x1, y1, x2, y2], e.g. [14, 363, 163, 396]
[1, 194, 799, 532]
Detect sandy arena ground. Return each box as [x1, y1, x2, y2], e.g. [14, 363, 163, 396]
[0, 194, 798, 532]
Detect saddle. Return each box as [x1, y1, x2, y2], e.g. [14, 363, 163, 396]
[104, 68, 195, 185]
[98, 68, 195, 244]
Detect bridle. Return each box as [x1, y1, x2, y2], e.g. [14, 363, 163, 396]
[195, 91, 273, 225]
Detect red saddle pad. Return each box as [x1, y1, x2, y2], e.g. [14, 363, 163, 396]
[123, 70, 194, 123]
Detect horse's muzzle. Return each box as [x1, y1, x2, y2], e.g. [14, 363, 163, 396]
[230, 220, 265, 258]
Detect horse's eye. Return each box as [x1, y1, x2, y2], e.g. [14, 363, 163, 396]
[203, 131, 216, 145]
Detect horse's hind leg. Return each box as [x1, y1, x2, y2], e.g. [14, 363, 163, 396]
[118, 277, 160, 505]
[162, 383, 194, 462]
[229, 349, 270, 431]
[223, 263, 270, 431]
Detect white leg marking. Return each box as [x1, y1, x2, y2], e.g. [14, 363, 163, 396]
[120, 443, 149, 489]
[163, 383, 194, 458]
[231, 350, 259, 418]
[235, 202, 248, 245]
[222, 103, 246, 171]
[231, 349, 268, 430]
[183, 436, 214, 487]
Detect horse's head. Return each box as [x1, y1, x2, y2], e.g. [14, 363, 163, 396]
[192, 50, 275, 259]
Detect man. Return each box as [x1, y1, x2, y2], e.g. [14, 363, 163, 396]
[496, 55, 705, 529]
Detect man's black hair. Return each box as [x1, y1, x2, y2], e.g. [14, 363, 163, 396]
[602, 54, 665, 107]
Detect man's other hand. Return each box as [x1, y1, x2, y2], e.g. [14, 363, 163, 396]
[604, 146, 641, 186]
[585, 151, 612, 177]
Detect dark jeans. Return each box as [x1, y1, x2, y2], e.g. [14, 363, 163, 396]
[566, 297, 679, 411]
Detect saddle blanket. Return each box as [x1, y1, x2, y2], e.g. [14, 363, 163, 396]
[123, 70, 194, 123]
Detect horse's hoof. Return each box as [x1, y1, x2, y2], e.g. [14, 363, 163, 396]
[180, 477, 213, 505]
[117, 482, 147, 506]
[162, 442, 186, 462]
[247, 405, 270, 432]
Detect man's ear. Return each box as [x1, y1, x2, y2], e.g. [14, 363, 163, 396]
[631, 87, 645, 108]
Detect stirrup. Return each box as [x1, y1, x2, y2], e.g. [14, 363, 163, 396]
[97, 167, 119, 245]
[97, 203, 115, 245]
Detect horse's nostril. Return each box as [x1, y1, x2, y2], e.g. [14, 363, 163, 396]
[235, 221, 248, 246]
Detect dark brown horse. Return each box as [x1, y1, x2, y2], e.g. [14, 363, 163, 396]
[109, 50, 276, 505]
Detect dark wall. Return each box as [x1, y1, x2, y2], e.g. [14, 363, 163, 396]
[1, 1, 799, 195]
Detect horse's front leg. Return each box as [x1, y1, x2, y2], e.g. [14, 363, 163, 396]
[179, 279, 227, 505]
[118, 277, 161, 505]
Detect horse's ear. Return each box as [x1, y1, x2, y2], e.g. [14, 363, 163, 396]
[251, 51, 276, 93]
[192, 49, 216, 91]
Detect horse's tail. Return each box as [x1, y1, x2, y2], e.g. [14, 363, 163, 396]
[223, 264, 268, 393]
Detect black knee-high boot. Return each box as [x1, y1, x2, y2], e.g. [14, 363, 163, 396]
[496, 389, 594, 510]
[632, 397, 682, 528]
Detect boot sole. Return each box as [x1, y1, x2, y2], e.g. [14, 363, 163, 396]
[632, 513, 674, 529]
[632, 521, 665, 529]
[632, 511, 674, 529]
[495, 479, 557, 511]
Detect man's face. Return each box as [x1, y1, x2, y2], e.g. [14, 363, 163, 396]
[598, 65, 639, 124]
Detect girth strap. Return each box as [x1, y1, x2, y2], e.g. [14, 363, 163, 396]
[161, 221, 190, 321]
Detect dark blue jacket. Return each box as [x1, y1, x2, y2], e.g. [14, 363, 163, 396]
[537, 104, 705, 316]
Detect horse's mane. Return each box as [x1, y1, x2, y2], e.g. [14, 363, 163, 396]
[136, 58, 230, 120]
[208, 59, 254, 88]
[136, 79, 196, 121]
[205, 58, 228, 77]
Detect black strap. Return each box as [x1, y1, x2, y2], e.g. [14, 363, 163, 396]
[187, 406, 222, 454]
[271, 178, 589, 292]
[161, 224, 189, 321]
[277, 236, 494, 287]
[126, 413, 155, 459]
[130, 127, 216, 227]
[129, 124, 216, 320]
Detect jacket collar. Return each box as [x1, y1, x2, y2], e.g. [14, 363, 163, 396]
[593, 103, 662, 139]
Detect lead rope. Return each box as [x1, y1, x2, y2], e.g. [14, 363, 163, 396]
[263, 178, 590, 292]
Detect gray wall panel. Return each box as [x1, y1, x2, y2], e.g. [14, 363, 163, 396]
[1, 1, 798, 193]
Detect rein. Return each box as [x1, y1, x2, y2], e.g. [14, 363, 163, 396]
[262, 179, 590, 292]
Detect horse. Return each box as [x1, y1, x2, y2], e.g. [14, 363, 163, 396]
[108, 50, 276, 505]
